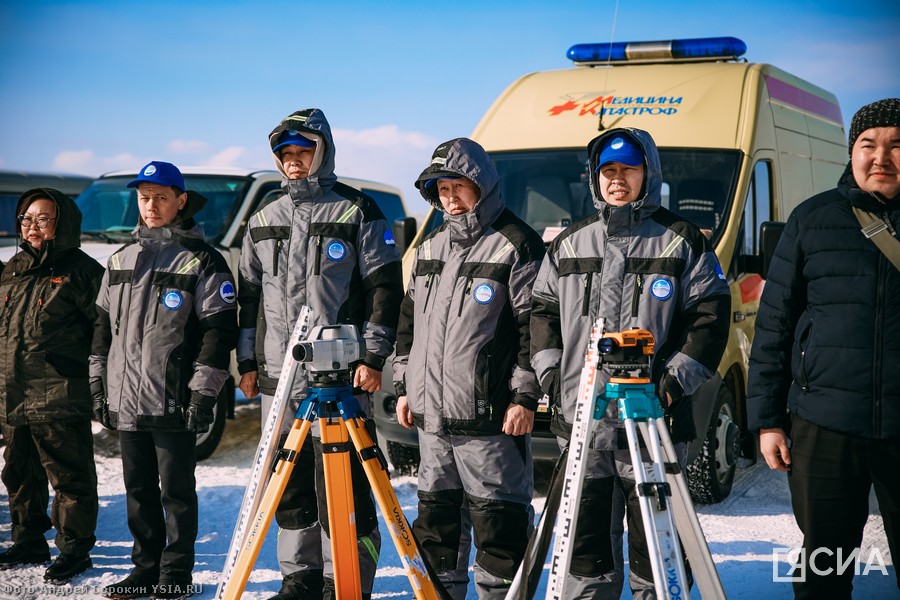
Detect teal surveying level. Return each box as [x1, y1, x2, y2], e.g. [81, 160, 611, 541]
[509, 317, 725, 599]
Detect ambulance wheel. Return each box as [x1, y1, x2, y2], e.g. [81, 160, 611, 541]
[387, 441, 420, 476]
[687, 385, 740, 504]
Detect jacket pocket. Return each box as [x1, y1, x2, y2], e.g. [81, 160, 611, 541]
[794, 314, 814, 392]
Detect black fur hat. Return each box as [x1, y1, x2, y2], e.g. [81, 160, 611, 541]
[848, 98, 900, 154]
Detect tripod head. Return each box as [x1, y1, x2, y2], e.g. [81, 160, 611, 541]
[293, 324, 364, 387]
[597, 328, 655, 380]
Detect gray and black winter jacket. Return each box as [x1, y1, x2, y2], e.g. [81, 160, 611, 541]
[530, 128, 731, 447]
[90, 192, 238, 432]
[393, 138, 545, 435]
[1, 188, 103, 425]
[238, 109, 403, 395]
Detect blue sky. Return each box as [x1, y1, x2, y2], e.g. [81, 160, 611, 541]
[1, 0, 898, 217]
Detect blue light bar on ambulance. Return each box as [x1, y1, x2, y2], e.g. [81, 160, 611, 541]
[567, 36, 747, 65]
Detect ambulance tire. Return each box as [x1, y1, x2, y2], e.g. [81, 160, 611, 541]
[387, 441, 420, 476]
[686, 385, 740, 504]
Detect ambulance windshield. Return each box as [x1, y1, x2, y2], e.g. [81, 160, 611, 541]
[490, 148, 741, 244]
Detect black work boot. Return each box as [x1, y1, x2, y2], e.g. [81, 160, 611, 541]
[102, 570, 159, 599]
[44, 553, 92, 583]
[268, 570, 325, 600]
[321, 577, 370, 600]
[0, 543, 51, 569]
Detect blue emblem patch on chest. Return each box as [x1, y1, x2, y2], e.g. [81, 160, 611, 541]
[650, 277, 673, 301]
[326, 241, 346, 261]
[163, 290, 183, 310]
[473, 283, 494, 304]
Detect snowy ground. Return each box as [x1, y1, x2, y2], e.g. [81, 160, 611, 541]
[1, 398, 896, 599]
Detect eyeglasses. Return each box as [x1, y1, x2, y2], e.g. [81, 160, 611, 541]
[17, 215, 57, 229]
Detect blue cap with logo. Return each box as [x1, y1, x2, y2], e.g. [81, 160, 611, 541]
[272, 130, 316, 153]
[595, 135, 644, 171]
[424, 175, 461, 189]
[127, 161, 185, 191]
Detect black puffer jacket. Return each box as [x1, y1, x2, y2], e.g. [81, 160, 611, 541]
[748, 164, 900, 439]
[0, 188, 103, 425]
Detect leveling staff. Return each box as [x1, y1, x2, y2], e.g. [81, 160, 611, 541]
[530, 129, 730, 598]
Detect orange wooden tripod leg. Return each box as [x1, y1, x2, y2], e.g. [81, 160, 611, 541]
[222, 418, 312, 600]
[320, 416, 363, 600]
[344, 418, 441, 600]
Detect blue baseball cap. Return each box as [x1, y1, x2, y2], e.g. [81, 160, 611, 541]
[424, 175, 461, 189]
[595, 135, 644, 171]
[127, 161, 185, 191]
[272, 130, 316, 154]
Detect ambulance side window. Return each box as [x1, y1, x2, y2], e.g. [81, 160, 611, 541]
[741, 161, 772, 256]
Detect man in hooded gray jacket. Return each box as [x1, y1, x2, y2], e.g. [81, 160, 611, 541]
[531, 128, 730, 598]
[393, 138, 545, 599]
[237, 108, 403, 600]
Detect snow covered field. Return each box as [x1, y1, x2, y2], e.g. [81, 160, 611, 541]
[1, 399, 895, 599]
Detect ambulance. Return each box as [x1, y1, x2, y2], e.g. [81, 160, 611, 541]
[373, 36, 847, 503]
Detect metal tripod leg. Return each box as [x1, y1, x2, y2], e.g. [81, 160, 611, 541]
[624, 416, 689, 599]
[638, 420, 726, 599]
[318, 392, 364, 599]
[341, 411, 442, 600]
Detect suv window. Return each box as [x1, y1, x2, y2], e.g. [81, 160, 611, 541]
[77, 175, 252, 244]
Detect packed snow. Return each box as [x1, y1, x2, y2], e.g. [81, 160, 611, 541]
[1, 399, 895, 599]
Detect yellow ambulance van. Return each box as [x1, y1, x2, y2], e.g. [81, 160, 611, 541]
[373, 36, 847, 502]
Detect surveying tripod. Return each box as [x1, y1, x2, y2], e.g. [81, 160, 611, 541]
[510, 318, 725, 600]
[217, 322, 444, 600]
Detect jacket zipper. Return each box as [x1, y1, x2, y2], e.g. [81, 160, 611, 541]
[582, 273, 593, 316]
[873, 253, 886, 436]
[422, 272, 435, 312]
[457, 277, 473, 317]
[631, 273, 644, 318]
[114, 286, 124, 335]
[273, 239, 283, 276]
[153, 286, 161, 324]
[314, 236, 322, 275]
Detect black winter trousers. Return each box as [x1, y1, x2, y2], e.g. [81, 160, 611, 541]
[0, 420, 98, 556]
[119, 430, 197, 584]
[788, 415, 900, 599]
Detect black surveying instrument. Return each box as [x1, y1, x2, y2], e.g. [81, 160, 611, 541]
[216, 313, 445, 599]
[508, 317, 725, 600]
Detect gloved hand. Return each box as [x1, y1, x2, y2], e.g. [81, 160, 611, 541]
[90, 377, 111, 429]
[541, 369, 561, 406]
[184, 394, 216, 433]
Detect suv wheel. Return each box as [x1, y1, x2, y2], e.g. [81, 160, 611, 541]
[386, 441, 420, 476]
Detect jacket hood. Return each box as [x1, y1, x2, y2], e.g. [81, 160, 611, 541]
[587, 127, 663, 222]
[15, 187, 82, 254]
[838, 160, 900, 211]
[414, 137, 504, 244]
[268, 108, 337, 201]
